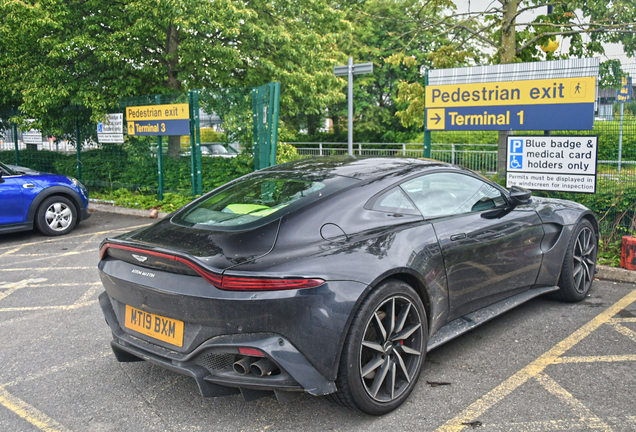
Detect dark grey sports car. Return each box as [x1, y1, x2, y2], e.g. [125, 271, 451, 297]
[97, 156, 598, 415]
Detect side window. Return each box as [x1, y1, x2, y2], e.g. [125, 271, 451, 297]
[400, 172, 506, 218]
[369, 187, 420, 215]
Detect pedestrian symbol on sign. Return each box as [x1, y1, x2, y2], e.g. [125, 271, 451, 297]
[509, 155, 523, 170]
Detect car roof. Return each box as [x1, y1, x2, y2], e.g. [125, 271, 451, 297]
[259, 156, 460, 180]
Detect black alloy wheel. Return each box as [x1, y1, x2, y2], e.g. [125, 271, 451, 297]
[554, 219, 597, 302]
[328, 279, 427, 415]
[359, 295, 424, 402]
[572, 225, 596, 294]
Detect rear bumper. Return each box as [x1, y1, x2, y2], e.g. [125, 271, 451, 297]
[98, 265, 366, 396]
[99, 291, 335, 396]
[98, 259, 367, 383]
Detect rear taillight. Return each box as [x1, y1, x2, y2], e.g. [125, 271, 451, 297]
[221, 276, 324, 291]
[100, 243, 324, 291]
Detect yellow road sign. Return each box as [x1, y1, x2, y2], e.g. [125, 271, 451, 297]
[126, 103, 189, 121]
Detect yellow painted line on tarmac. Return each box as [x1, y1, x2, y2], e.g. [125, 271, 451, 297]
[436, 287, 636, 432]
[0, 246, 25, 259]
[610, 317, 636, 323]
[608, 322, 636, 344]
[0, 300, 98, 313]
[0, 284, 99, 313]
[554, 354, 636, 364]
[3, 353, 111, 388]
[0, 267, 93, 272]
[0, 278, 48, 301]
[0, 251, 86, 265]
[534, 372, 612, 431]
[475, 417, 634, 432]
[0, 223, 150, 252]
[0, 385, 72, 432]
[18, 282, 102, 289]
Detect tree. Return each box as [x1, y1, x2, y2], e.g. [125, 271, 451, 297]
[288, 0, 470, 143]
[0, 0, 347, 156]
[389, 0, 635, 173]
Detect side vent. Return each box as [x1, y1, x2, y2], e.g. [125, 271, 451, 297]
[541, 223, 563, 252]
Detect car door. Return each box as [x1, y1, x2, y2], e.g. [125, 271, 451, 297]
[0, 169, 25, 225]
[401, 171, 544, 319]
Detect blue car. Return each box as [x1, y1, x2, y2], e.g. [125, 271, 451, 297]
[0, 161, 90, 236]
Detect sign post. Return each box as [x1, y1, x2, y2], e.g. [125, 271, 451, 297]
[425, 77, 596, 131]
[12, 107, 19, 165]
[334, 58, 373, 156]
[97, 113, 124, 143]
[616, 76, 632, 173]
[126, 102, 191, 200]
[126, 103, 190, 136]
[423, 70, 431, 158]
[23, 120, 43, 150]
[506, 135, 598, 193]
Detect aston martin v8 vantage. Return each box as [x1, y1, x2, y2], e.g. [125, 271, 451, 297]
[97, 156, 598, 415]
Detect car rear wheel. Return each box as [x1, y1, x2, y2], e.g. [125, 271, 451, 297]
[553, 219, 597, 302]
[35, 195, 77, 236]
[328, 279, 427, 415]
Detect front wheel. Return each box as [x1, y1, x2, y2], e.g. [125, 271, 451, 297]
[553, 219, 598, 302]
[328, 279, 427, 415]
[35, 195, 77, 236]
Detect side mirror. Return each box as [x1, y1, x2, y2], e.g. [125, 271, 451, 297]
[509, 185, 532, 206]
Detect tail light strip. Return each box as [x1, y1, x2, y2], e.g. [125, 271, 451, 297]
[100, 243, 324, 291]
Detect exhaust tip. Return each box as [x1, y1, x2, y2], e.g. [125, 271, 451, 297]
[250, 358, 278, 377]
[233, 356, 255, 375]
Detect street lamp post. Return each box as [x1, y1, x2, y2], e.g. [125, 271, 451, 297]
[334, 57, 373, 156]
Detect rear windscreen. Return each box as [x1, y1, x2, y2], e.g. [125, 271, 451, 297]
[172, 171, 357, 230]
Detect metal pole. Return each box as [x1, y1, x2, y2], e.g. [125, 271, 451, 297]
[618, 103, 624, 173]
[157, 136, 164, 200]
[252, 88, 259, 171]
[194, 90, 202, 195]
[76, 118, 82, 182]
[270, 82, 281, 167]
[156, 95, 164, 200]
[188, 91, 197, 197]
[348, 57, 353, 156]
[12, 108, 19, 165]
[423, 70, 431, 158]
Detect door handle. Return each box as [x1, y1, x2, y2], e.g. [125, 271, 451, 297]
[450, 233, 466, 241]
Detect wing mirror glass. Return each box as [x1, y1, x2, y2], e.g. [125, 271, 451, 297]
[509, 185, 532, 206]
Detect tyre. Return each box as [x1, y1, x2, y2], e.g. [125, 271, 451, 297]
[327, 279, 427, 415]
[553, 219, 598, 302]
[35, 195, 77, 236]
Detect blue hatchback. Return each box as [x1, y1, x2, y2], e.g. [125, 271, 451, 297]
[0, 161, 90, 236]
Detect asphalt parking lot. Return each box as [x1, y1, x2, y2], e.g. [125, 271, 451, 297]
[1, 211, 635, 432]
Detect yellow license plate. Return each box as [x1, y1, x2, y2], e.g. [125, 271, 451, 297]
[124, 305, 184, 347]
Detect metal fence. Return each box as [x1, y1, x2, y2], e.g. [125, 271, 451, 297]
[0, 84, 280, 199]
[291, 142, 498, 172]
[0, 138, 99, 153]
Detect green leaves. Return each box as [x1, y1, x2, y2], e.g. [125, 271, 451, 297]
[1, 0, 347, 134]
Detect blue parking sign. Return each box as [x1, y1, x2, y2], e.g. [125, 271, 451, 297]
[509, 155, 523, 170]
[510, 139, 523, 154]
